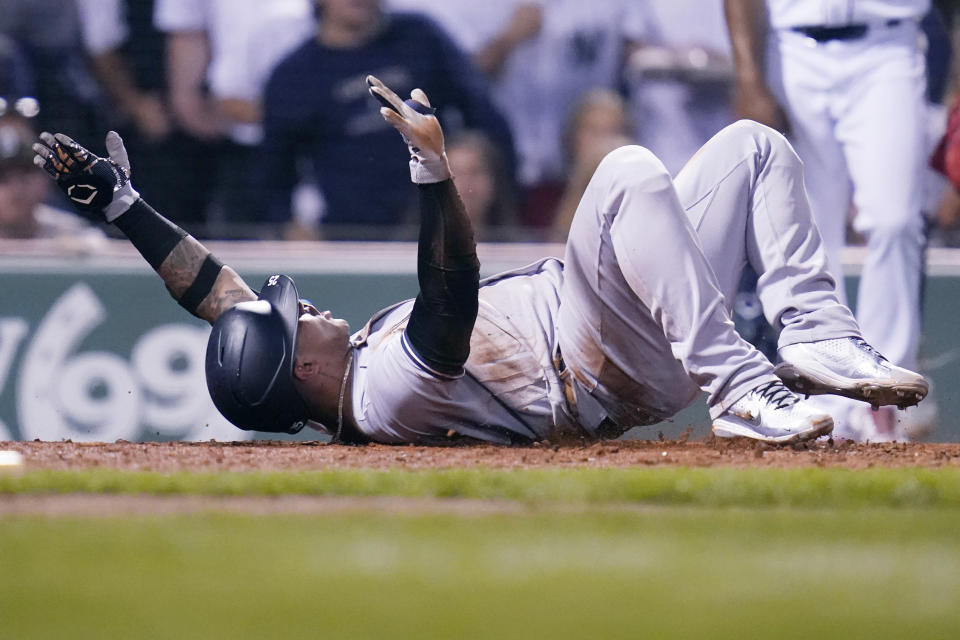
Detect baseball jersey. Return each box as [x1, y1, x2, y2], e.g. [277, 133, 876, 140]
[349, 259, 580, 444]
[766, 0, 930, 29]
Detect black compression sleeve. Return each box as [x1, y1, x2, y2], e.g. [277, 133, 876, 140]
[113, 198, 187, 269]
[178, 254, 224, 314]
[405, 180, 480, 376]
[114, 198, 223, 318]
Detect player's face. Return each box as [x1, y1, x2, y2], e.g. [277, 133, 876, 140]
[295, 301, 350, 354]
[291, 301, 352, 409]
[0, 166, 49, 229]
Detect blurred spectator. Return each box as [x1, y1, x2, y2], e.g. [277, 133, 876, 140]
[0, 35, 34, 99]
[0, 115, 104, 249]
[445, 131, 517, 240]
[622, 2, 759, 363]
[626, 0, 735, 175]
[935, 111, 960, 215]
[931, 3, 960, 243]
[78, 0, 172, 142]
[924, 3, 955, 105]
[388, 0, 645, 229]
[0, 0, 106, 144]
[76, 0, 219, 230]
[550, 89, 634, 241]
[924, 2, 959, 247]
[260, 0, 515, 240]
[154, 0, 314, 231]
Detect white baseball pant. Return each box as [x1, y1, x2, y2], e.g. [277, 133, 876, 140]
[765, 20, 927, 370]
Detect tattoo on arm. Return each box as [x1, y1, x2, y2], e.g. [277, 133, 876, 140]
[196, 268, 256, 323]
[157, 236, 209, 298]
[157, 237, 255, 324]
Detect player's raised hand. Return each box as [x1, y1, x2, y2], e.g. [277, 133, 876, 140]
[32, 131, 139, 222]
[366, 75, 451, 184]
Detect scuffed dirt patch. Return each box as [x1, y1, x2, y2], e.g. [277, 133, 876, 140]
[2, 438, 960, 472]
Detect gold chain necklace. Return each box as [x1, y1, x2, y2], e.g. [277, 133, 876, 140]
[334, 349, 355, 443]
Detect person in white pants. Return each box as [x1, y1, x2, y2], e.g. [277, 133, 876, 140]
[725, 0, 931, 439]
[32, 78, 929, 445]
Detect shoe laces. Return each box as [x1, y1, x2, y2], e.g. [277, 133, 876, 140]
[852, 338, 886, 362]
[753, 380, 798, 409]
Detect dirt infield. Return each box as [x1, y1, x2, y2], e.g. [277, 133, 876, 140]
[3, 438, 960, 471]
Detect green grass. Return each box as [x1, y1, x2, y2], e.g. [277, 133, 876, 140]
[2, 466, 960, 507]
[2, 468, 960, 638]
[1, 507, 958, 639]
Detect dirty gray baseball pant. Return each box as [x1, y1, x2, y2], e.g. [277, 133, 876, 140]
[557, 120, 861, 424]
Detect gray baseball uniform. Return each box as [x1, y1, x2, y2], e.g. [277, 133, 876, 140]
[348, 121, 861, 444]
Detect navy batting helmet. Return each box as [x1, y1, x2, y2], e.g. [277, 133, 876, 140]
[205, 274, 309, 434]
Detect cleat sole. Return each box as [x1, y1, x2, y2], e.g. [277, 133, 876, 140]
[711, 415, 834, 445]
[773, 363, 928, 408]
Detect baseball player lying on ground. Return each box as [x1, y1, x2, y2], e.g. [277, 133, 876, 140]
[32, 76, 928, 445]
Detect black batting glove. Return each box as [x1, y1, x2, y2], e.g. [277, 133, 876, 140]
[32, 131, 139, 222]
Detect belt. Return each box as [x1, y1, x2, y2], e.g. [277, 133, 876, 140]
[554, 345, 621, 440]
[791, 19, 901, 42]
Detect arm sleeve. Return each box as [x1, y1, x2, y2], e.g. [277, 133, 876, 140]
[404, 179, 481, 377]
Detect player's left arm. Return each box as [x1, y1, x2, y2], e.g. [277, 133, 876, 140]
[32, 131, 255, 324]
[367, 75, 480, 377]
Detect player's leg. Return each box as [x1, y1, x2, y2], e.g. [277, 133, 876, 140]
[673, 120, 927, 410]
[673, 120, 858, 343]
[558, 145, 832, 443]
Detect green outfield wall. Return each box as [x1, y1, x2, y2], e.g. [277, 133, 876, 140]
[1, 241, 957, 442]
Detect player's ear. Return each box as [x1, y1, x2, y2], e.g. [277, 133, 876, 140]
[293, 359, 316, 380]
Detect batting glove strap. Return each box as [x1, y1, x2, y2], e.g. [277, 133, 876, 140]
[410, 152, 452, 184]
[104, 180, 140, 222]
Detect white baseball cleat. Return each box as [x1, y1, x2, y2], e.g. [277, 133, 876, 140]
[711, 381, 834, 444]
[774, 337, 928, 409]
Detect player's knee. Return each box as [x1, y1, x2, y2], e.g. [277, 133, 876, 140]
[595, 145, 672, 195]
[721, 119, 802, 167]
[726, 118, 781, 141]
